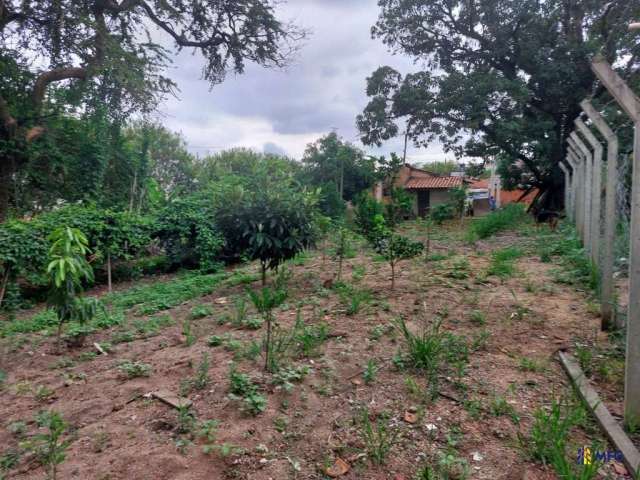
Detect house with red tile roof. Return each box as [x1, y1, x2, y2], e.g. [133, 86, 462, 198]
[373, 164, 467, 217]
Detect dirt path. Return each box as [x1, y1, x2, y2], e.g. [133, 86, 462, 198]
[0, 223, 621, 479]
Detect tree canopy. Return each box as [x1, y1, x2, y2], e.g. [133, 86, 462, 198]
[0, 0, 304, 220]
[357, 0, 640, 208]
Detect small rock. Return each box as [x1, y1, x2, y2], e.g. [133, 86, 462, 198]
[472, 452, 484, 462]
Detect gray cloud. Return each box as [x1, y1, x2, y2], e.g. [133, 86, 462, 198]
[157, 0, 449, 164]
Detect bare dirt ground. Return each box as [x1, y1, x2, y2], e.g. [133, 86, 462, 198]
[0, 221, 626, 479]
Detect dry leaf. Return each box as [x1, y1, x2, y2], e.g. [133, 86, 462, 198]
[612, 461, 627, 476]
[325, 458, 350, 477]
[404, 411, 418, 424]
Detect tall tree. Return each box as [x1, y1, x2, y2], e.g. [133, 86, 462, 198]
[358, 0, 639, 208]
[301, 132, 377, 215]
[0, 0, 304, 221]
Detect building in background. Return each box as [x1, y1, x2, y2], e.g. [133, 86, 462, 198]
[374, 160, 537, 218]
[373, 164, 466, 218]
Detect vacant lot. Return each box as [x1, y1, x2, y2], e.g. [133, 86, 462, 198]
[0, 220, 626, 479]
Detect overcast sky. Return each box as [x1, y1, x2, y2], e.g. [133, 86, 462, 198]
[156, 0, 451, 164]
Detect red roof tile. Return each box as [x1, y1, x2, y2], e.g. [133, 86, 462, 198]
[404, 176, 464, 189]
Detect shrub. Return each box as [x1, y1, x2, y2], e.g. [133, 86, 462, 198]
[354, 193, 385, 239]
[430, 203, 455, 224]
[155, 193, 224, 273]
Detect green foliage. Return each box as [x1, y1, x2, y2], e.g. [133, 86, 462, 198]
[430, 204, 455, 225]
[394, 316, 468, 400]
[384, 187, 413, 227]
[228, 366, 267, 416]
[363, 359, 378, 384]
[155, 193, 224, 273]
[292, 313, 329, 358]
[300, 132, 377, 207]
[29, 411, 71, 480]
[487, 247, 523, 279]
[354, 193, 386, 240]
[212, 166, 318, 283]
[117, 361, 152, 379]
[520, 397, 600, 479]
[541, 227, 598, 291]
[358, 1, 637, 207]
[335, 282, 372, 315]
[358, 409, 399, 465]
[190, 304, 213, 320]
[272, 365, 310, 392]
[181, 352, 211, 395]
[468, 204, 527, 240]
[46, 227, 102, 342]
[248, 286, 288, 372]
[0, 206, 152, 310]
[372, 230, 424, 289]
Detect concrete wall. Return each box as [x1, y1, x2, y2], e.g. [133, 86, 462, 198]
[430, 189, 452, 206]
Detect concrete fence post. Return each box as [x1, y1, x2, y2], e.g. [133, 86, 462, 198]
[581, 100, 620, 330]
[571, 131, 593, 254]
[559, 162, 571, 220]
[591, 55, 640, 423]
[576, 118, 604, 268]
[568, 137, 586, 243]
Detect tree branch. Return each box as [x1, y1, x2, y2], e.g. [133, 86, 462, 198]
[139, 1, 227, 48]
[32, 67, 88, 113]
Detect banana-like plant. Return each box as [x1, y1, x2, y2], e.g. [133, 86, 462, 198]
[46, 227, 101, 348]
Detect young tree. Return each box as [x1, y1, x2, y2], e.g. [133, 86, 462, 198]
[46, 227, 100, 347]
[0, 0, 305, 221]
[357, 1, 639, 209]
[213, 164, 318, 285]
[248, 286, 287, 372]
[373, 231, 424, 290]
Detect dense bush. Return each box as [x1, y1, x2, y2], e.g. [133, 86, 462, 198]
[0, 205, 152, 310]
[155, 193, 224, 273]
[354, 193, 385, 240]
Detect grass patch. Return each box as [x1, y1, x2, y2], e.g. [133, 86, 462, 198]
[0, 269, 259, 338]
[486, 247, 523, 279]
[468, 204, 528, 240]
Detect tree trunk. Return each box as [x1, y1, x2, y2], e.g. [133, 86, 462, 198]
[390, 261, 395, 290]
[0, 157, 13, 223]
[264, 314, 272, 371]
[107, 252, 112, 293]
[261, 262, 267, 286]
[0, 266, 10, 310]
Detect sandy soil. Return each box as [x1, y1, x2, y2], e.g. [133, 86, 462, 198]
[0, 223, 626, 479]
